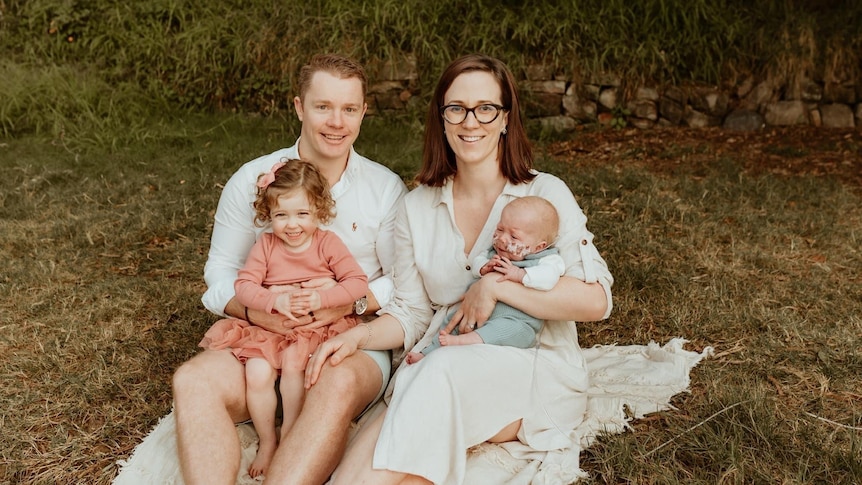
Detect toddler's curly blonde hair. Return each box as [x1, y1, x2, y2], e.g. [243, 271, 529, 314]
[253, 159, 336, 227]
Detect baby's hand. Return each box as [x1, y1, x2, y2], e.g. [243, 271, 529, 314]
[479, 255, 503, 276]
[492, 257, 527, 283]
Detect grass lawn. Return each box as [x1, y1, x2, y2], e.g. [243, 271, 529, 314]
[1, 116, 860, 484]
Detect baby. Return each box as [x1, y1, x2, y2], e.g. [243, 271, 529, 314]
[407, 196, 565, 364]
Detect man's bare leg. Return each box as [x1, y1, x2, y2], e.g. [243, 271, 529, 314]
[173, 350, 251, 485]
[264, 351, 382, 484]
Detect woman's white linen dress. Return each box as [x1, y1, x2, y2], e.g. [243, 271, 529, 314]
[375, 172, 614, 484]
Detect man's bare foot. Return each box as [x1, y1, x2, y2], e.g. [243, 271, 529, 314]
[406, 351, 425, 364]
[439, 331, 483, 347]
[248, 438, 277, 479]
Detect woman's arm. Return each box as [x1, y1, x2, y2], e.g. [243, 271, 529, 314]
[496, 274, 608, 321]
[450, 274, 607, 334]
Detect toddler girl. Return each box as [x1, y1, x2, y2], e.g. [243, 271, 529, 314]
[199, 160, 367, 478]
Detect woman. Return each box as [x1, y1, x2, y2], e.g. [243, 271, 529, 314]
[306, 54, 613, 484]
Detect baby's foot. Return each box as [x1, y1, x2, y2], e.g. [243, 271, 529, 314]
[406, 351, 425, 364]
[248, 439, 277, 479]
[439, 331, 483, 347]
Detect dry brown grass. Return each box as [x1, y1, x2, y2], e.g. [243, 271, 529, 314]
[546, 126, 862, 483]
[2, 120, 860, 484]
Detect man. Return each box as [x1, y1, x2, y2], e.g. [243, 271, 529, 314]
[172, 54, 407, 484]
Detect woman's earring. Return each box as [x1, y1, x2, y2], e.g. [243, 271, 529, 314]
[502, 126, 508, 135]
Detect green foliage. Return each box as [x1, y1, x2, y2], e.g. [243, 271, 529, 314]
[1, 0, 860, 147]
[0, 60, 163, 146]
[609, 105, 631, 130]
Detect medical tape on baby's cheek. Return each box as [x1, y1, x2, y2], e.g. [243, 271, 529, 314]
[512, 243, 530, 258]
[493, 233, 528, 259]
[501, 239, 530, 259]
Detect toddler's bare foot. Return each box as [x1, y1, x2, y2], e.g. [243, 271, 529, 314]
[248, 438, 277, 479]
[406, 351, 425, 364]
[439, 331, 484, 347]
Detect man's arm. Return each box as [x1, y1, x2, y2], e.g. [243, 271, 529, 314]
[201, 167, 259, 317]
[223, 297, 299, 334]
[366, 176, 407, 313]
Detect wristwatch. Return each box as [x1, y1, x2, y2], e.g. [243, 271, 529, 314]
[353, 296, 368, 316]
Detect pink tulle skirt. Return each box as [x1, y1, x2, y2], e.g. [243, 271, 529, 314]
[199, 315, 358, 370]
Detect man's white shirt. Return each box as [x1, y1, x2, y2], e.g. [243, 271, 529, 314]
[202, 141, 407, 316]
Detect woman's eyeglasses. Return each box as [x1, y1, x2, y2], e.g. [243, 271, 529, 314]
[440, 104, 507, 124]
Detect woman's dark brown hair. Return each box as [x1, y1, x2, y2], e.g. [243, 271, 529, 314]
[416, 54, 534, 187]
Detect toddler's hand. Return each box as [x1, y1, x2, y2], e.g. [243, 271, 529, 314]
[288, 290, 322, 315]
[274, 293, 301, 322]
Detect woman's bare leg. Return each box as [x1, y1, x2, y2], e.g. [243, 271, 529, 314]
[488, 419, 521, 443]
[330, 408, 431, 485]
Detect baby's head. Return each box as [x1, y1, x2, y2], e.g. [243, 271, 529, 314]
[253, 159, 335, 227]
[491, 196, 559, 261]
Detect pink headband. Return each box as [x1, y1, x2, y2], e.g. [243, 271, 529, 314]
[257, 161, 287, 189]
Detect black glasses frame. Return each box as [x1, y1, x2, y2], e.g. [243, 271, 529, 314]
[440, 104, 507, 125]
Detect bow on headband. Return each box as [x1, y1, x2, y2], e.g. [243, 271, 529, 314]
[257, 161, 287, 189]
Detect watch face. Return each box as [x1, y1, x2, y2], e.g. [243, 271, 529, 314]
[355, 297, 368, 315]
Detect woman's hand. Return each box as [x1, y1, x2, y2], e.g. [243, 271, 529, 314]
[304, 325, 363, 388]
[445, 273, 498, 334]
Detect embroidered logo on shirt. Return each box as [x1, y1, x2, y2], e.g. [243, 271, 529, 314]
[352, 222, 358, 232]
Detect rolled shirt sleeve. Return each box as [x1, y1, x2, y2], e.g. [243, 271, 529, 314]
[380, 201, 435, 355]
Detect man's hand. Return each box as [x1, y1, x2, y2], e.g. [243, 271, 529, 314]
[244, 305, 311, 335]
[300, 277, 337, 291]
[268, 283, 302, 293]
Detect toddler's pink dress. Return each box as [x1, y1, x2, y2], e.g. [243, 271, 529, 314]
[199, 229, 367, 370]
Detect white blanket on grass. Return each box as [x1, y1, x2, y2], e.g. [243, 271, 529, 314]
[113, 338, 711, 485]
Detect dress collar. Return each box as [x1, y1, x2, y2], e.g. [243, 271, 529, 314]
[434, 172, 534, 207]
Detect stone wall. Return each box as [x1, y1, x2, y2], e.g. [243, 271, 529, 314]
[364, 56, 862, 131]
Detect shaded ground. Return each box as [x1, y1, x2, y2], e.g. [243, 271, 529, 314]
[548, 126, 862, 189]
